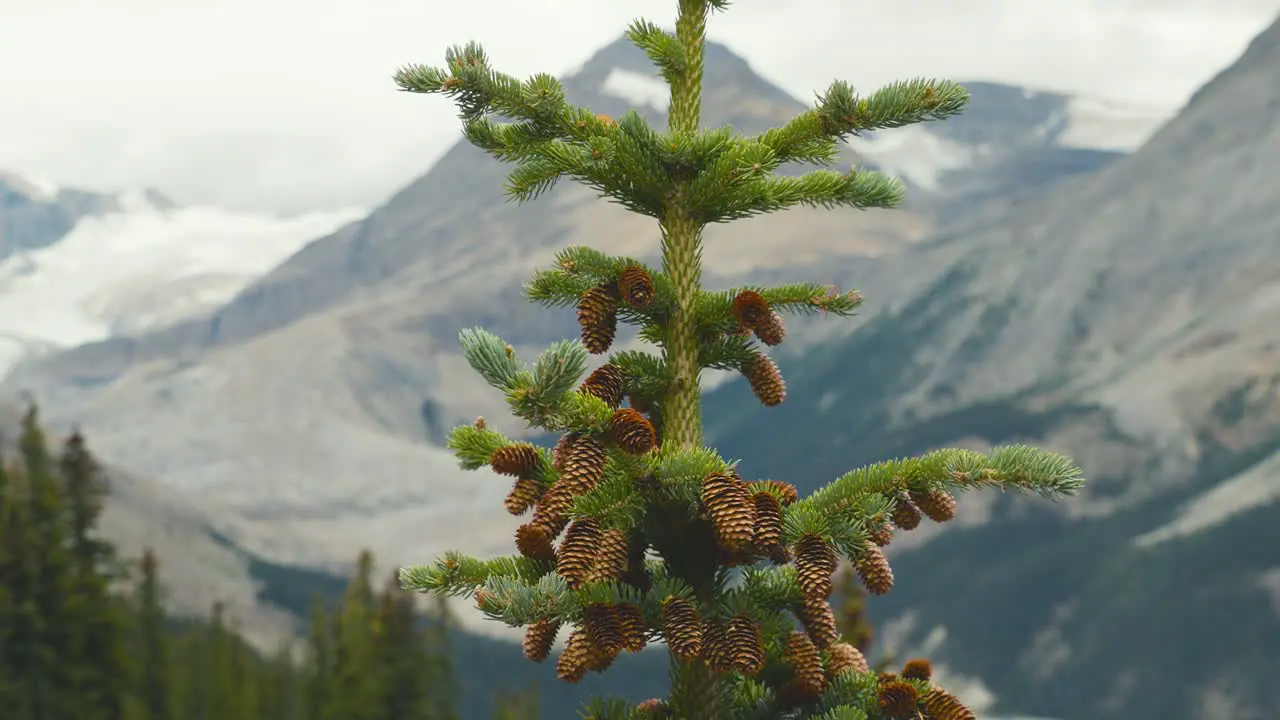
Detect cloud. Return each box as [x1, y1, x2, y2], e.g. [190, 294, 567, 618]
[1, 0, 1276, 214]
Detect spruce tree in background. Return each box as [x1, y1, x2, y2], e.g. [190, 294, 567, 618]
[134, 548, 173, 720]
[395, 1, 1087, 717]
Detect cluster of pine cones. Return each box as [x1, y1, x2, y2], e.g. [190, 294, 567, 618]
[574, 265, 788, 409]
[575, 264, 655, 354]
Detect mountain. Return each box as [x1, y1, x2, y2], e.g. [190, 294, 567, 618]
[1, 32, 1157, 642]
[0, 177, 362, 373]
[702, 15, 1280, 720]
[852, 81, 1171, 214]
[1, 171, 176, 257]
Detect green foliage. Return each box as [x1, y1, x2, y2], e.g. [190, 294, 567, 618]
[393, 1, 1085, 718]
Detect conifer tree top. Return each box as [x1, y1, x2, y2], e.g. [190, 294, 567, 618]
[394, 2, 1085, 718]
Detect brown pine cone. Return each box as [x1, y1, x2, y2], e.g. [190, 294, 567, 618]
[911, 488, 958, 522]
[557, 519, 603, 589]
[660, 597, 702, 660]
[855, 542, 895, 595]
[558, 433, 607, 496]
[556, 628, 592, 682]
[826, 642, 870, 676]
[606, 408, 657, 454]
[701, 472, 755, 552]
[891, 494, 923, 530]
[580, 362, 626, 407]
[522, 619, 560, 662]
[794, 595, 839, 648]
[794, 534, 838, 600]
[618, 265, 655, 307]
[785, 631, 826, 698]
[921, 688, 977, 720]
[615, 602, 648, 652]
[753, 310, 786, 346]
[742, 354, 786, 406]
[878, 680, 919, 718]
[726, 615, 765, 676]
[504, 477, 541, 516]
[514, 523, 556, 561]
[582, 602, 624, 657]
[489, 443, 542, 477]
[750, 491, 783, 555]
[584, 528, 629, 584]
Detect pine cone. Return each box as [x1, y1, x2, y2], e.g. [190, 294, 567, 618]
[618, 265, 655, 307]
[633, 698, 669, 718]
[910, 488, 958, 523]
[901, 657, 933, 681]
[559, 433, 608, 496]
[891, 495, 922, 530]
[730, 289, 771, 327]
[489, 443, 542, 477]
[751, 479, 799, 505]
[585, 642, 617, 672]
[660, 597, 702, 660]
[794, 534, 838, 600]
[921, 688, 976, 720]
[606, 408, 656, 454]
[504, 477, 541, 516]
[585, 528, 629, 584]
[826, 642, 870, 676]
[616, 602, 648, 652]
[868, 520, 895, 547]
[522, 619, 560, 662]
[785, 631, 826, 698]
[700, 620, 734, 673]
[855, 542, 895, 595]
[878, 680, 919, 718]
[582, 602, 624, 657]
[795, 595, 839, 648]
[701, 472, 755, 552]
[750, 491, 783, 555]
[551, 433, 573, 471]
[726, 615, 765, 676]
[578, 284, 619, 354]
[742, 354, 786, 406]
[580, 363, 626, 407]
[556, 628, 592, 683]
[529, 483, 574, 538]
[557, 519, 602, 589]
[753, 310, 787, 346]
[514, 523, 555, 561]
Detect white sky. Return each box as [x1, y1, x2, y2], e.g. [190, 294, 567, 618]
[1, 0, 1277, 215]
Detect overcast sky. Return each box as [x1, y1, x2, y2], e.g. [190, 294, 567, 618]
[1, 0, 1277, 215]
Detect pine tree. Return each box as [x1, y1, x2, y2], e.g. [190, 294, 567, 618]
[403, 3, 1085, 716]
[134, 548, 172, 720]
[59, 430, 130, 720]
[302, 594, 336, 720]
[12, 405, 80, 719]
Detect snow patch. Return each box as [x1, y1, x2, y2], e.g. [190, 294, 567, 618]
[601, 68, 669, 111]
[1059, 95, 1173, 152]
[849, 125, 979, 190]
[1133, 447, 1280, 547]
[0, 200, 363, 376]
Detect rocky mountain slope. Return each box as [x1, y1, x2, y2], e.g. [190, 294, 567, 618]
[701, 15, 1280, 720]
